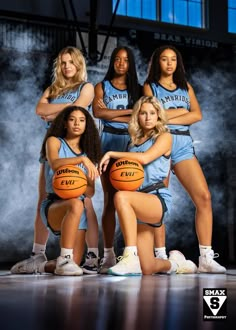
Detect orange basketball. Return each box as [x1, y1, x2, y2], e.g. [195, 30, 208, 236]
[109, 158, 144, 191]
[52, 165, 87, 199]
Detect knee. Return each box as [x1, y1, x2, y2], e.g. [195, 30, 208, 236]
[114, 191, 127, 207]
[198, 189, 212, 207]
[67, 198, 84, 214]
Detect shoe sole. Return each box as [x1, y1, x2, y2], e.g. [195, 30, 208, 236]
[82, 269, 98, 275]
[108, 269, 142, 276]
[55, 270, 83, 276]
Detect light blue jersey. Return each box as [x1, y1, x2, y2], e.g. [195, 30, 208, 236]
[44, 138, 87, 194]
[100, 80, 131, 153]
[101, 80, 129, 130]
[150, 83, 195, 165]
[41, 138, 88, 232]
[45, 83, 89, 129]
[150, 83, 190, 131]
[129, 137, 172, 217]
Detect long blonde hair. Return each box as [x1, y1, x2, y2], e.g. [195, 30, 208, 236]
[128, 96, 169, 145]
[49, 46, 87, 99]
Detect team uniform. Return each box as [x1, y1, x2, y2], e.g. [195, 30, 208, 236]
[100, 80, 131, 154]
[40, 138, 88, 235]
[129, 137, 172, 226]
[150, 83, 195, 166]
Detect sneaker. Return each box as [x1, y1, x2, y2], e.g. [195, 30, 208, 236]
[169, 250, 197, 274]
[10, 253, 47, 274]
[108, 253, 142, 276]
[82, 252, 99, 274]
[99, 255, 116, 274]
[54, 256, 83, 276]
[198, 250, 226, 273]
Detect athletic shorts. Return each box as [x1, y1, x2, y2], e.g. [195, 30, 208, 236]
[101, 131, 130, 154]
[40, 195, 88, 236]
[171, 134, 195, 166]
[137, 188, 172, 228]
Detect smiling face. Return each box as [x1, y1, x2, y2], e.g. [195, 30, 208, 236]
[159, 48, 177, 76]
[138, 102, 158, 133]
[60, 53, 78, 80]
[65, 110, 86, 137]
[113, 49, 129, 76]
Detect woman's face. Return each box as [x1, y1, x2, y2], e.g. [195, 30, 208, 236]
[113, 49, 129, 76]
[138, 102, 158, 132]
[61, 53, 78, 80]
[159, 48, 177, 76]
[65, 110, 86, 137]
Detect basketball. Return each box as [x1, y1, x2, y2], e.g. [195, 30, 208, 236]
[52, 165, 87, 199]
[109, 158, 144, 191]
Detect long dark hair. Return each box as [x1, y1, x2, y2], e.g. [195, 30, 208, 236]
[145, 45, 188, 90]
[40, 105, 102, 164]
[104, 46, 141, 107]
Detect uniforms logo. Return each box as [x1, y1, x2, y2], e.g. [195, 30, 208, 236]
[203, 288, 227, 320]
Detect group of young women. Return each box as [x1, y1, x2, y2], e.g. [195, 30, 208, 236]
[10, 44, 226, 276]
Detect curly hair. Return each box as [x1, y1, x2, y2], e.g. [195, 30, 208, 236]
[40, 106, 102, 164]
[48, 47, 88, 99]
[145, 45, 188, 91]
[104, 46, 141, 107]
[128, 96, 169, 146]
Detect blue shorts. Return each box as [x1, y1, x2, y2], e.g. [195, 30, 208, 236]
[40, 196, 88, 235]
[101, 131, 130, 154]
[137, 188, 172, 228]
[171, 134, 195, 166]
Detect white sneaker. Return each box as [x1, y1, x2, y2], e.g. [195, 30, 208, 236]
[99, 255, 116, 274]
[108, 253, 142, 276]
[82, 252, 99, 274]
[169, 250, 197, 274]
[198, 250, 226, 273]
[10, 253, 47, 274]
[54, 256, 83, 276]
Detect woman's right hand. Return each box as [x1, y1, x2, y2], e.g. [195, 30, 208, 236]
[79, 156, 99, 181]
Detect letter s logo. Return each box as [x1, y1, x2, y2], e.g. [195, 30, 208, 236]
[210, 297, 220, 309]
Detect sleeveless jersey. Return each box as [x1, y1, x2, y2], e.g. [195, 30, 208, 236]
[101, 80, 129, 129]
[45, 138, 87, 195]
[150, 83, 190, 131]
[128, 137, 171, 190]
[45, 83, 89, 129]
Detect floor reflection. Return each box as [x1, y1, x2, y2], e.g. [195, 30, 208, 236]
[0, 270, 235, 330]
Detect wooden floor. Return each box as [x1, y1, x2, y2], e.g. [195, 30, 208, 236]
[0, 267, 235, 330]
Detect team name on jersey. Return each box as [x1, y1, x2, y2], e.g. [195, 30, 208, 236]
[160, 94, 190, 108]
[56, 93, 76, 102]
[104, 93, 127, 105]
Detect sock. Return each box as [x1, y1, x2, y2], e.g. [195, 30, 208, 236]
[199, 245, 212, 256]
[104, 247, 115, 258]
[60, 248, 73, 259]
[32, 243, 46, 256]
[87, 248, 99, 257]
[154, 247, 167, 258]
[123, 246, 138, 256]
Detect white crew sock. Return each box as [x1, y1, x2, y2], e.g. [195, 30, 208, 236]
[60, 248, 73, 259]
[124, 246, 138, 256]
[199, 245, 212, 256]
[87, 248, 99, 257]
[32, 243, 46, 256]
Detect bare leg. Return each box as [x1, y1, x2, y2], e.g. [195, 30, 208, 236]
[84, 197, 99, 249]
[34, 163, 49, 245]
[173, 157, 212, 245]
